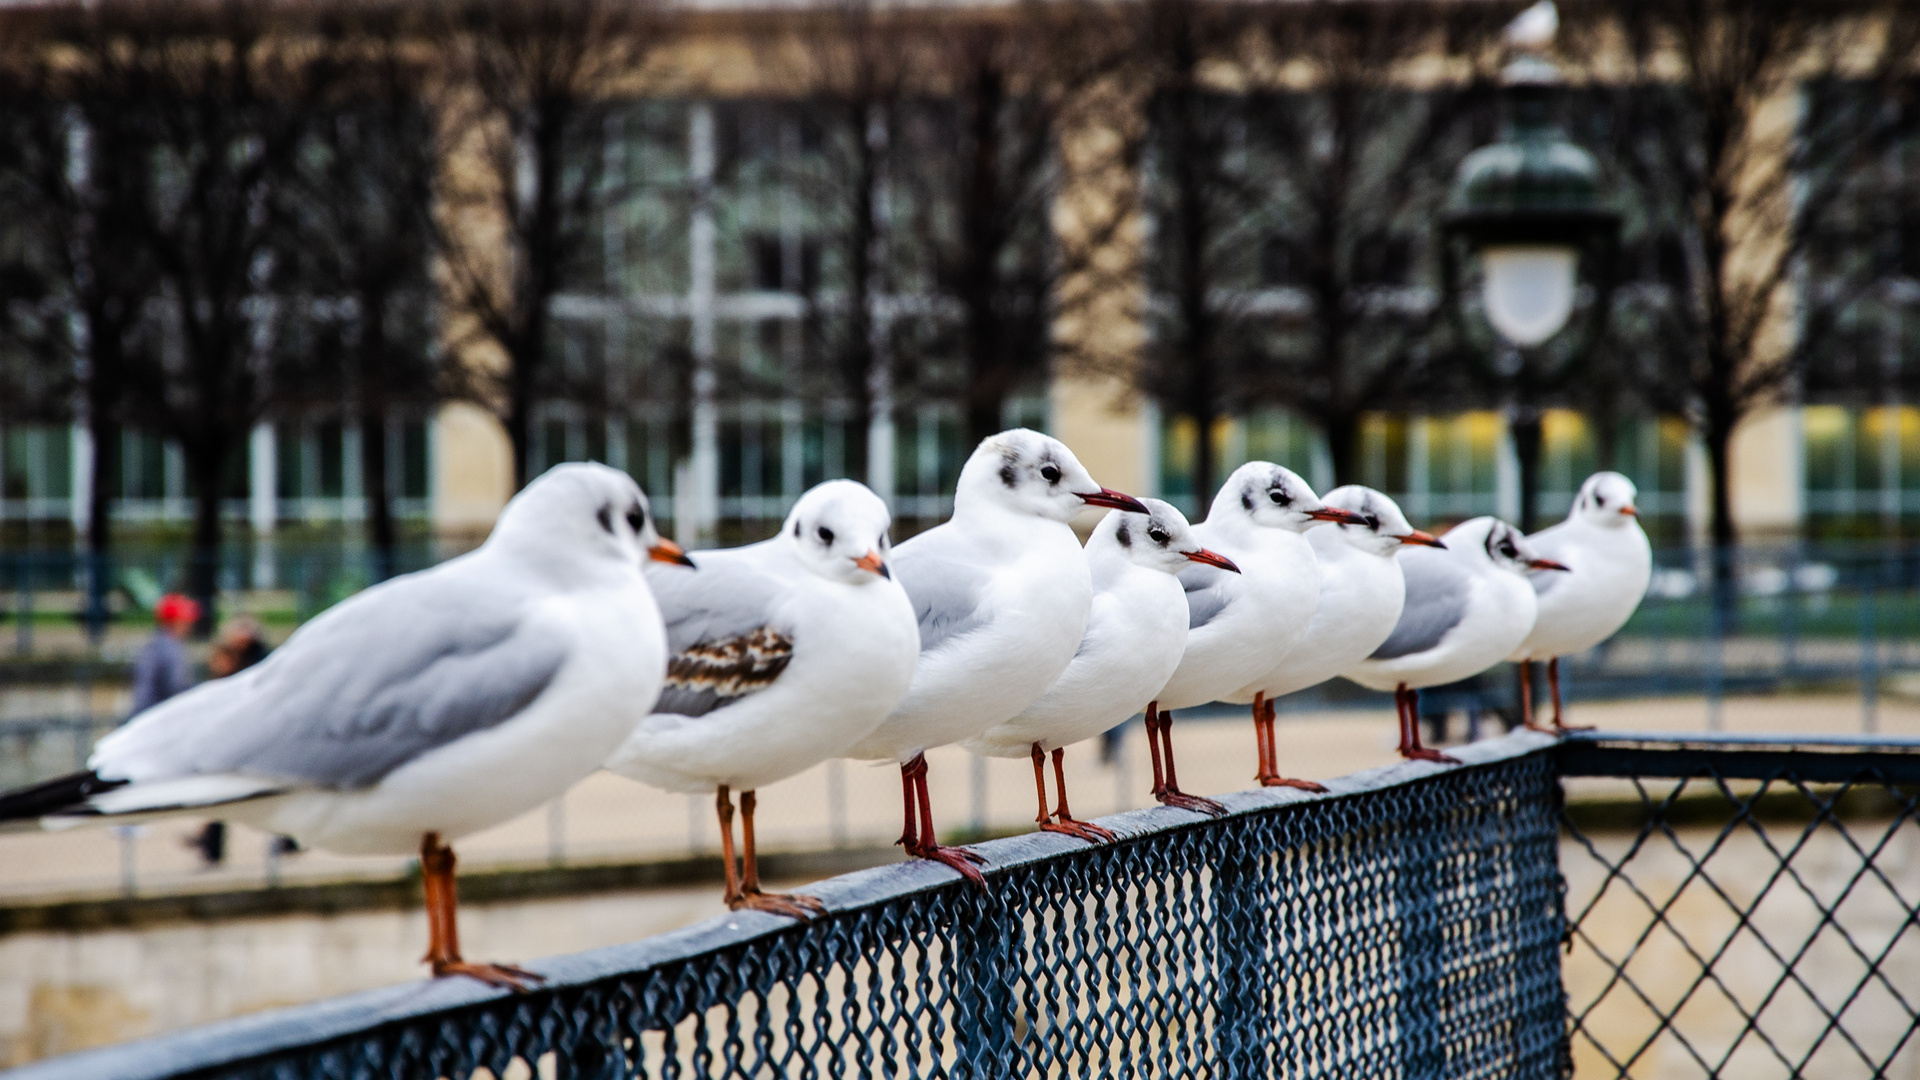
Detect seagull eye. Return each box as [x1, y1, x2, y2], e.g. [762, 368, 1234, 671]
[1268, 489, 1289, 505]
[1595, 495, 1606, 507]
[1040, 465, 1061, 484]
[1364, 514, 1380, 530]
[1148, 526, 1170, 545]
[1502, 544, 1518, 558]
[817, 526, 835, 545]
[627, 506, 646, 534]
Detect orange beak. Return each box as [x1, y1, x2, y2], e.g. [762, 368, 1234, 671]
[1620, 505, 1639, 517]
[1398, 530, 1446, 549]
[1307, 506, 1370, 525]
[1078, 487, 1150, 514]
[1182, 547, 1241, 573]
[1529, 557, 1571, 572]
[649, 539, 696, 567]
[854, 550, 889, 578]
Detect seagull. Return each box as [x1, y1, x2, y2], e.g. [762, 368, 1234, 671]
[1344, 516, 1566, 764]
[1149, 463, 1366, 813]
[603, 480, 919, 918]
[843, 429, 1146, 883]
[962, 499, 1237, 843]
[0, 463, 690, 989]
[1509, 471, 1652, 731]
[1224, 486, 1443, 788]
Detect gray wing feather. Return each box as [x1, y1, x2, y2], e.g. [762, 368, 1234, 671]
[891, 538, 989, 654]
[1178, 564, 1234, 631]
[1371, 552, 1472, 660]
[653, 626, 794, 718]
[122, 567, 571, 790]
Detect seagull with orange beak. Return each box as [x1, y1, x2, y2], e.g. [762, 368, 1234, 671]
[1224, 486, 1445, 788]
[963, 499, 1237, 843]
[1147, 463, 1369, 814]
[604, 480, 919, 918]
[1508, 471, 1652, 732]
[843, 429, 1148, 882]
[1344, 516, 1568, 764]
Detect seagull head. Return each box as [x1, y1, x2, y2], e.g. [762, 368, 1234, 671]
[1319, 485, 1446, 557]
[1571, 471, 1641, 528]
[783, 479, 896, 585]
[955, 428, 1147, 523]
[1094, 497, 1240, 576]
[1451, 517, 1567, 577]
[494, 461, 692, 572]
[1213, 462, 1367, 535]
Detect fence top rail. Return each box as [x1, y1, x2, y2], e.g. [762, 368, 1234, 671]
[1563, 729, 1920, 751]
[1559, 728, 1920, 783]
[3, 729, 1556, 1080]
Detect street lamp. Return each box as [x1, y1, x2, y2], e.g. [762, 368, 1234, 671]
[1441, 27, 1619, 533]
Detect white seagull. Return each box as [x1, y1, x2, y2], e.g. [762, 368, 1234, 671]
[1344, 516, 1565, 764]
[1509, 471, 1652, 731]
[962, 499, 1237, 843]
[0, 463, 690, 988]
[604, 480, 920, 918]
[1148, 463, 1366, 813]
[843, 429, 1146, 882]
[1224, 486, 1443, 787]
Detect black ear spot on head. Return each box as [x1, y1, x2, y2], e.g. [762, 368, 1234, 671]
[793, 520, 803, 538]
[596, 505, 615, 535]
[1241, 489, 1254, 512]
[999, 451, 1019, 489]
[1116, 523, 1131, 547]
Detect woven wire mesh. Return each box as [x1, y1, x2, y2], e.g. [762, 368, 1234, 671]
[40, 741, 1564, 1080]
[1559, 739, 1920, 1080]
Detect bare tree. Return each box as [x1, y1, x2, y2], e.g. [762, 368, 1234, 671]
[1567, 0, 1920, 555]
[434, 0, 665, 489]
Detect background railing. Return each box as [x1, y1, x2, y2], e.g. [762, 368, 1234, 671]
[1, 732, 1566, 1080]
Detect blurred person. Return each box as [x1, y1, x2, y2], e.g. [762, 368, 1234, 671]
[131, 593, 199, 717]
[208, 614, 269, 678]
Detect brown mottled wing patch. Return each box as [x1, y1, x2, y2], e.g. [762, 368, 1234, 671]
[652, 626, 794, 717]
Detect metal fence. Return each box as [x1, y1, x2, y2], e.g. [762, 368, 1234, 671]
[9, 730, 1920, 1080]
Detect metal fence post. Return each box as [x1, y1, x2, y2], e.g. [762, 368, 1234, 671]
[1861, 556, 1879, 733]
[1211, 833, 1269, 1080]
[951, 889, 1015, 1079]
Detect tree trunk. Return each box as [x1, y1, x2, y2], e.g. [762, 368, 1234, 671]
[1705, 411, 1738, 632]
[360, 296, 397, 582]
[186, 443, 226, 637]
[1324, 410, 1362, 489]
[1510, 405, 1543, 534]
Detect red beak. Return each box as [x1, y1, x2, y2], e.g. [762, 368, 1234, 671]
[649, 539, 696, 567]
[1398, 530, 1446, 549]
[1620, 505, 1639, 517]
[1182, 547, 1241, 573]
[1529, 558, 1571, 572]
[854, 550, 890, 578]
[1078, 488, 1150, 514]
[1307, 506, 1370, 525]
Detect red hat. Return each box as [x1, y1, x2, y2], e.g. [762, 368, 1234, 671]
[155, 593, 201, 626]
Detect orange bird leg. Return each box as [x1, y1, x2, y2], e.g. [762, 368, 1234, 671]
[1259, 696, 1327, 793]
[1030, 743, 1053, 827]
[1043, 746, 1116, 843]
[1549, 657, 1592, 732]
[716, 786, 741, 905]
[419, 832, 541, 991]
[730, 790, 824, 920]
[900, 753, 987, 886]
[1145, 703, 1168, 798]
[1153, 708, 1227, 816]
[1397, 684, 1461, 766]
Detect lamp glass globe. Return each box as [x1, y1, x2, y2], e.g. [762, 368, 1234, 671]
[1481, 244, 1576, 347]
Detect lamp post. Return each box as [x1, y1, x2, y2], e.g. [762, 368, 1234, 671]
[1441, 31, 1618, 533]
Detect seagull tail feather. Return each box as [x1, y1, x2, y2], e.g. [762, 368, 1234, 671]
[0, 770, 128, 824]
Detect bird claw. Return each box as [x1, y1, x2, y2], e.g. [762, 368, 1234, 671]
[1042, 818, 1118, 844]
[908, 844, 990, 887]
[730, 890, 827, 921]
[1156, 789, 1228, 817]
[432, 960, 545, 992]
[1259, 775, 1329, 794]
[1400, 748, 1463, 766]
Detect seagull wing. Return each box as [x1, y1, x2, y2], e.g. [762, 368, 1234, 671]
[1370, 548, 1473, 660]
[645, 542, 796, 718]
[1177, 562, 1235, 631]
[92, 562, 570, 795]
[891, 529, 990, 654]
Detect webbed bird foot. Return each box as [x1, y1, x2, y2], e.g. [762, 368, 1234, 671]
[432, 960, 544, 992]
[731, 889, 827, 921]
[906, 842, 989, 886]
[1259, 775, 1328, 793]
[1042, 817, 1118, 844]
[1399, 747, 1463, 766]
[1156, 789, 1228, 817]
